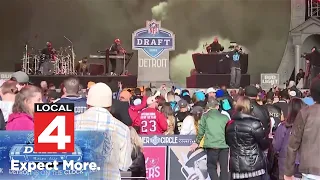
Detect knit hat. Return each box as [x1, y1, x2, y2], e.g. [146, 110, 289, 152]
[87, 81, 95, 89]
[87, 83, 112, 107]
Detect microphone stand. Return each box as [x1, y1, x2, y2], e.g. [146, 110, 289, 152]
[64, 36, 75, 74]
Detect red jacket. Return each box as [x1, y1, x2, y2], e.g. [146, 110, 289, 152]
[129, 96, 147, 127]
[136, 107, 168, 135]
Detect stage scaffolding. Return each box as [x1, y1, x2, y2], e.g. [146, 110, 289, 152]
[308, 0, 320, 18]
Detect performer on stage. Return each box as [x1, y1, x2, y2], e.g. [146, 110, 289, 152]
[77, 57, 89, 75]
[228, 45, 242, 88]
[39, 42, 56, 73]
[108, 38, 126, 75]
[206, 37, 224, 53]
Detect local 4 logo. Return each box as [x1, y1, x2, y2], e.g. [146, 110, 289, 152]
[34, 103, 75, 153]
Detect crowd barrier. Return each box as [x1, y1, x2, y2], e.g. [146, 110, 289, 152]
[138, 135, 212, 180]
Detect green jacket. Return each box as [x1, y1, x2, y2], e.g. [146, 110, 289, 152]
[196, 109, 229, 149]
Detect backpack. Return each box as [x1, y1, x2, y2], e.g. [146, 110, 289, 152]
[221, 99, 231, 111]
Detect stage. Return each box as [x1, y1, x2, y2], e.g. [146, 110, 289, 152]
[186, 74, 250, 88]
[29, 75, 137, 91]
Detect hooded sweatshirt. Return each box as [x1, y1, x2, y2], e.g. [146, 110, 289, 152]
[56, 96, 87, 115]
[6, 113, 34, 131]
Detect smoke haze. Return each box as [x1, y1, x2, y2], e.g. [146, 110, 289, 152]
[152, 0, 291, 84]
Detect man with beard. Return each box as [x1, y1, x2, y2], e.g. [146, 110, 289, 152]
[174, 99, 190, 134]
[108, 38, 126, 75]
[39, 42, 56, 74]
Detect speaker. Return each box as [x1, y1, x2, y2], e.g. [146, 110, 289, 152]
[89, 64, 104, 75]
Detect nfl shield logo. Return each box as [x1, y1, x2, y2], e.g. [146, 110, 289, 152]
[148, 22, 159, 35]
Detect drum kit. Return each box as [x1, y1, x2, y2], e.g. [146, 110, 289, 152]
[21, 38, 76, 75]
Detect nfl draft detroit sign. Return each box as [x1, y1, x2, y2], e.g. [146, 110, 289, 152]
[132, 20, 175, 84]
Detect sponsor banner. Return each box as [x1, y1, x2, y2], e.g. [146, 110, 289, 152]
[143, 146, 166, 180]
[141, 135, 195, 146]
[0, 131, 108, 179]
[168, 146, 212, 180]
[132, 20, 175, 82]
[260, 73, 280, 89]
[0, 72, 14, 80]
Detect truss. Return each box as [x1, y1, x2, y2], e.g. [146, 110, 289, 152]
[308, 0, 320, 18]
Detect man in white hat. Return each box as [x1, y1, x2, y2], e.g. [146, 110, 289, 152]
[75, 82, 132, 179]
[206, 87, 217, 98]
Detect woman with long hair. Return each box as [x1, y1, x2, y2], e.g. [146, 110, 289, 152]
[226, 96, 269, 180]
[273, 98, 305, 180]
[180, 106, 203, 135]
[6, 85, 43, 131]
[129, 127, 146, 179]
[161, 102, 175, 135]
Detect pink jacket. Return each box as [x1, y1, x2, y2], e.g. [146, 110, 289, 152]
[6, 113, 34, 131]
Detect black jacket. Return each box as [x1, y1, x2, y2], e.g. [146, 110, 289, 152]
[226, 113, 269, 173]
[130, 146, 146, 179]
[111, 99, 132, 126]
[251, 100, 271, 136]
[265, 103, 282, 133]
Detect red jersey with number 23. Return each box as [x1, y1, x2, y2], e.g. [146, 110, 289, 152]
[138, 107, 168, 135]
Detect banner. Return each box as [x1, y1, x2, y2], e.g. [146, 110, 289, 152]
[168, 146, 212, 180]
[0, 131, 108, 179]
[260, 73, 280, 89]
[141, 135, 195, 146]
[143, 146, 167, 180]
[132, 20, 175, 84]
[0, 72, 14, 80]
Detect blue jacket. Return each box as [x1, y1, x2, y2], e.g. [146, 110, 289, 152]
[56, 96, 87, 115]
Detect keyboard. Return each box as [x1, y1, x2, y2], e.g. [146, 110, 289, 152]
[89, 55, 125, 59]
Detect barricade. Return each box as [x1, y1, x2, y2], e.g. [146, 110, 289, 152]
[140, 135, 212, 180]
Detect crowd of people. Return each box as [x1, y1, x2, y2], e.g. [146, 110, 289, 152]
[0, 70, 319, 180]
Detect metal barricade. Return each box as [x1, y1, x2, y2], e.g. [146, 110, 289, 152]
[121, 171, 147, 179]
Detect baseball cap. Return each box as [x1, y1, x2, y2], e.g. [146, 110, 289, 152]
[174, 89, 181, 95]
[190, 106, 203, 115]
[133, 98, 142, 106]
[289, 91, 297, 97]
[147, 91, 161, 105]
[195, 91, 205, 101]
[245, 85, 259, 97]
[11, 71, 29, 84]
[206, 87, 216, 94]
[178, 99, 188, 108]
[207, 97, 220, 108]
